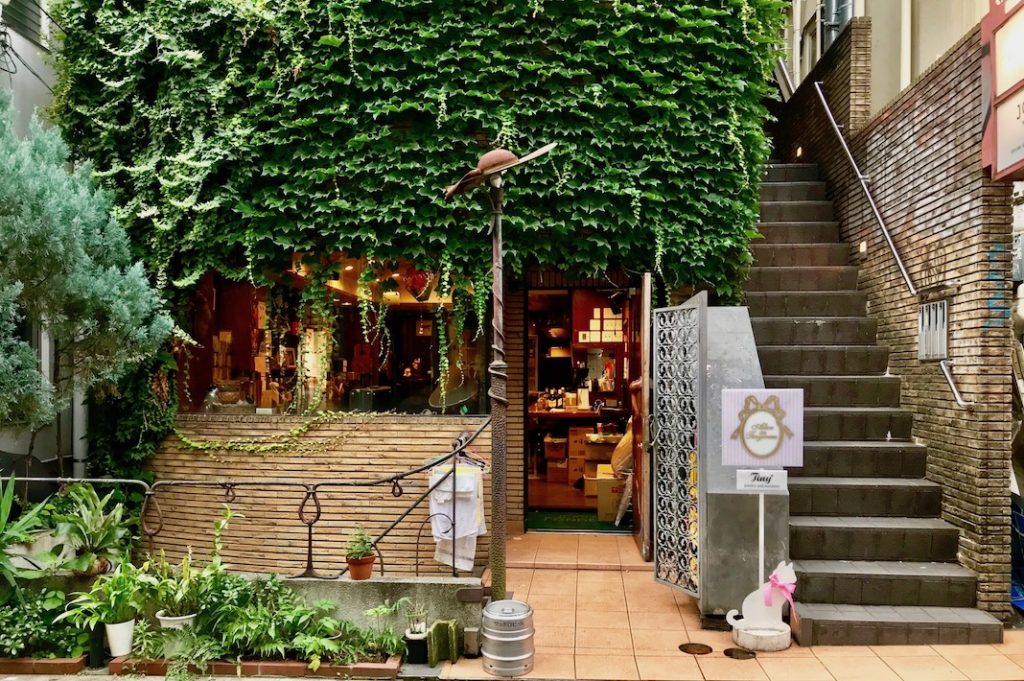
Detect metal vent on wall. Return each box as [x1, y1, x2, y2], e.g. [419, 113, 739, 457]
[918, 300, 948, 361]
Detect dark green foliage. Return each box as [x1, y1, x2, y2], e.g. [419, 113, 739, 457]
[87, 353, 178, 503]
[0, 589, 90, 659]
[52, 0, 783, 302]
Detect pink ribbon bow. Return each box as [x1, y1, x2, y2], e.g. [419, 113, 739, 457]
[763, 573, 797, 611]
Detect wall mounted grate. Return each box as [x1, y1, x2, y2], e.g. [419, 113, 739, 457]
[918, 300, 948, 361]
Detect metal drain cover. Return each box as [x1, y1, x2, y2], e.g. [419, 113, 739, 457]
[679, 643, 713, 655]
[724, 647, 757, 660]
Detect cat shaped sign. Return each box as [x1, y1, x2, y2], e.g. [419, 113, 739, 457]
[726, 561, 796, 651]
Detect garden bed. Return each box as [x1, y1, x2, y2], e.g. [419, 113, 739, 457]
[0, 655, 87, 674]
[109, 655, 402, 678]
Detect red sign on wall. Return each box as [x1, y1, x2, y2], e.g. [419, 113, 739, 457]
[982, 0, 1024, 181]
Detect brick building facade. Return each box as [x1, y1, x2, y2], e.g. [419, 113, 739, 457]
[773, 19, 1015, 618]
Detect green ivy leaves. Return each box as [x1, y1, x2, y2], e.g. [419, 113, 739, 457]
[51, 0, 783, 303]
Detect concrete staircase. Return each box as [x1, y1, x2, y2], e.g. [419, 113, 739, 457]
[746, 163, 1003, 646]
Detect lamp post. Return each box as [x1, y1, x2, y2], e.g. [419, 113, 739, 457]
[444, 142, 556, 602]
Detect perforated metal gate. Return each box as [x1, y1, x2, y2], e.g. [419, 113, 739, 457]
[651, 292, 706, 595]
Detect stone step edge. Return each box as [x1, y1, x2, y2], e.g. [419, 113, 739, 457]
[789, 477, 940, 489]
[793, 559, 978, 580]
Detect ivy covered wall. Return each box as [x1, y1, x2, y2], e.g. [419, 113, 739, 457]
[52, 0, 783, 302]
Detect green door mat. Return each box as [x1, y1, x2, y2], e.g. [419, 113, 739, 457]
[525, 510, 631, 533]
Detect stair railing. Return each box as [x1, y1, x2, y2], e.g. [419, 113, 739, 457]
[812, 81, 918, 297]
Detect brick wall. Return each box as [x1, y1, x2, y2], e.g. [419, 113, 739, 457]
[774, 21, 1015, 617]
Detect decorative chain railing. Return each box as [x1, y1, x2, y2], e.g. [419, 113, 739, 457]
[7, 416, 492, 580]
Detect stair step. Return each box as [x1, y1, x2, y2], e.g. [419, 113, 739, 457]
[765, 163, 819, 182]
[759, 181, 828, 201]
[794, 560, 978, 607]
[757, 221, 840, 244]
[763, 375, 901, 407]
[746, 291, 867, 318]
[752, 243, 848, 267]
[791, 602, 1002, 646]
[791, 441, 927, 478]
[790, 516, 960, 562]
[789, 477, 941, 517]
[746, 266, 859, 292]
[751, 317, 877, 345]
[760, 200, 834, 222]
[805, 407, 914, 441]
[757, 345, 889, 375]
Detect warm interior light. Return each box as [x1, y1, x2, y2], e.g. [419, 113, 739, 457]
[795, 146, 803, 159]
[859, 241, 868, 254]
[344, 264, 355, 271]
[391, 272, 401, 278]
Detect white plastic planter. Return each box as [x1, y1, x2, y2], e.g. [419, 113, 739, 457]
[105, 619, 136, 658]
[155, 611, 197, 630]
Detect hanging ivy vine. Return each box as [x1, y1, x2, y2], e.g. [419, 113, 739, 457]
[51, 0, 783, 305]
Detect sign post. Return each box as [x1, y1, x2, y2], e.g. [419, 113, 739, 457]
[721, 389, 803, 586]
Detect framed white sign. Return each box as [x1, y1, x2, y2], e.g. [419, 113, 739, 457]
[722, 389, 803, 467]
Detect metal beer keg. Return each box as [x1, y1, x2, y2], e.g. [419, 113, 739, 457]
[481, 600, 535, 677]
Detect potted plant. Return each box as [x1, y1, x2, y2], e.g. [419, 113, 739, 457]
[56, 561, 155, 657]
[345, 528, 376, 580]
[52, 484, 133, 576]
[403, 601, 428, 665]
[152, 550, 202, 630]
[0, 476, 52, 598]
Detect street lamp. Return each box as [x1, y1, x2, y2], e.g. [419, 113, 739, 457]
[444, 142, 556, 601]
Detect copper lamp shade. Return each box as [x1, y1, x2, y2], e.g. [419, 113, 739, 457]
[443, 142, 557, 200]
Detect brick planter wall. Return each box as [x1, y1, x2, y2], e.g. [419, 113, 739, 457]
[773, 20, 1015, 618]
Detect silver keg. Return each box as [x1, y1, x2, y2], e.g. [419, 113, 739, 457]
[481, 599, 535, 677]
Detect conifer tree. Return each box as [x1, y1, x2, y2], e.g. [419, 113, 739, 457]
[0, 91, 172, 433]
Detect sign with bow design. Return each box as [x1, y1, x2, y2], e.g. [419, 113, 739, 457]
[722, 389, 803, 467]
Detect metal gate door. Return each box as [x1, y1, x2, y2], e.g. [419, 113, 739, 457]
[651, 291, 706, 595]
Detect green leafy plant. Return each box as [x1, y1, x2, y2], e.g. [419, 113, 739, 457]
[130, 619, 167, 661]
[56, 561, 156, 628]
[50, 0, 784, 327]
[0, 476, 52, 601]
[345, 528, 375, 560]
[52, 484, 135, 576]
[0, 589, 89, 659]
[361, 598, 409, 660]
[165, 628, 225, 681]
[152, 550, 203, 618]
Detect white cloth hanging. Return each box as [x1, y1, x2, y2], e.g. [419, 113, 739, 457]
[429, 462, 486, 571]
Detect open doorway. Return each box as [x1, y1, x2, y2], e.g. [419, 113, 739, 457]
[524, 286, 639, 532]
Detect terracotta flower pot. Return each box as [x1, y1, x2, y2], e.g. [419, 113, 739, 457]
[347, 555, 376, 580]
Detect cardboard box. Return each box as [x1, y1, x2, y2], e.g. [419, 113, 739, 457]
[597, 476, 627, 521]
[584, 475, 598, 497]
[568, 456, 586, 481]
[544, 435, 568, 461]
[584, 461, 600, 478]
[584, 441, 616, 462]
[585, 465, 615, 497]
[568, 427, 591, 459]
[547, 460, 568, 484]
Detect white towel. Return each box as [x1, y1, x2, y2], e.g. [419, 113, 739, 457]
[429, 463, 486, 571]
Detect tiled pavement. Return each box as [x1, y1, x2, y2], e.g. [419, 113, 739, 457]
[442, 533, 1023, 681]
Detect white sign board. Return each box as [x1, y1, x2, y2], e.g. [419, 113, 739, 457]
[721, 389, 803, 467]
[996, 87, 1024, 174]
[736, 469, 789, 495]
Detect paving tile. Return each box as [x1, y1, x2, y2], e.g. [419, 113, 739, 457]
[441, 656, 490, 679]
[881, 655, 968, 681]
[635, 655, 704, 680]
[527, 593, 576, 611]
[532, 608, 576, 629]
[575, 610, 630, 629]
[756, 645, 818, 657]
[758, 657, 834, 680]
[528, 569, 578, 595]
[697, 657, 769, 681]
[931, 645, 1003, 658]
[869, 645, 942, 657]
[819, 656, 901, 681]
[575, 653, 639, 680]
[812, 646, 877, 657]
[684, 630, 739, 656]
[628, 610, 687, 631]
[534, 625, 576, 649]
[632, 628, 691, 655]
[996, 631, 1024, 653]
[576, 625, 634, 653]
[522, 650, 575, 680]
[579, 593, 628, 612]
[942, 654, 1024, 681]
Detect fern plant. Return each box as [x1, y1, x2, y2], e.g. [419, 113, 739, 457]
[53, 484, 134, 576]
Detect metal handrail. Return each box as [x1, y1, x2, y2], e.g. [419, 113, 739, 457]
[812, 81, 918, 297]
[939, 360, 976, 409]
[5, 416, 493, 579]
[775, 57, 795, 101]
